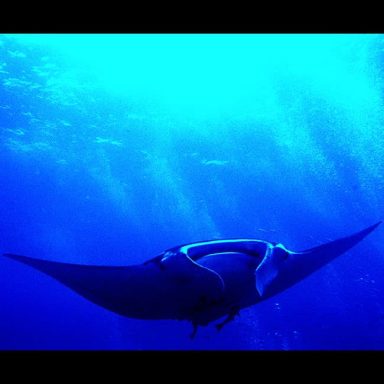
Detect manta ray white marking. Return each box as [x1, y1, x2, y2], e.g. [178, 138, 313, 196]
[179, 239, 267, 253]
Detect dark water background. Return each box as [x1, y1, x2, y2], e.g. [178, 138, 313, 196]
[0, 34, 384, 350]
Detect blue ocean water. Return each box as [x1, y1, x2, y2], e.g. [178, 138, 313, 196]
[0, 34, 383, 350]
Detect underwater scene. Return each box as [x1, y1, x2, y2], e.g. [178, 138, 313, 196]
[0, 34, 384, 350]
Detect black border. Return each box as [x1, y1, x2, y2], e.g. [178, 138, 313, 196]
[1, 3, 384, 33]
[0, 350, 382, 376]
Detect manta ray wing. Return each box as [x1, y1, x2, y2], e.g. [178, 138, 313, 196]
[3, 253, 224, 321]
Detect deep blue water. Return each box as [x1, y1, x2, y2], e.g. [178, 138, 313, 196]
[0, 34, 384, 350]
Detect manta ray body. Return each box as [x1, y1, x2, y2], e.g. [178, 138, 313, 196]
[4, 221, 381, 337]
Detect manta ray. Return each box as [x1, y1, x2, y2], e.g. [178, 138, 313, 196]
[3, 221, 381, 338]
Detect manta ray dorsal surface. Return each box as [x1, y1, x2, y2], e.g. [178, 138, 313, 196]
[3, 221, 382, 334]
